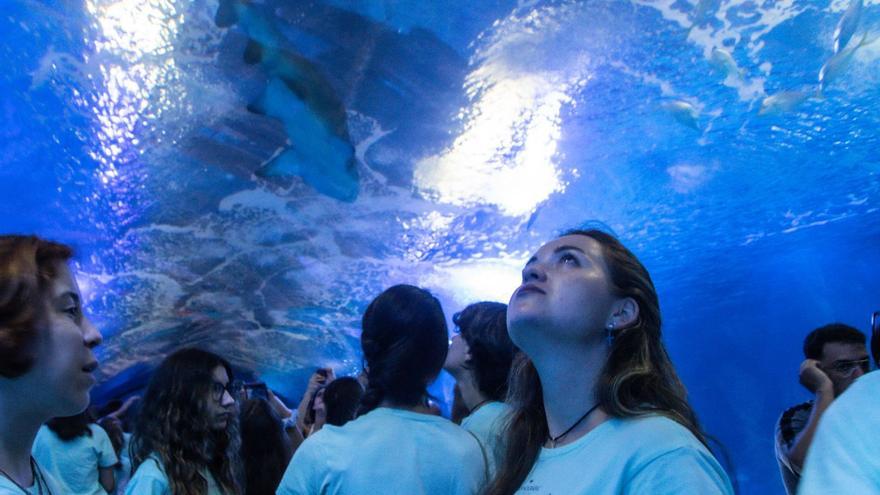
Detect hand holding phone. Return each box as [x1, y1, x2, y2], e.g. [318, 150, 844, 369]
[244, 382, 269, 400]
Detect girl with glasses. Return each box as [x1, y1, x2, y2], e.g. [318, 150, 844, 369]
[486, 230, 733, 495]
[125, 348, 242, 495]
[0, 235, 103, 495]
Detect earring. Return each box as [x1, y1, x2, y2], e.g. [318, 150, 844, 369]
[605, 322, 615, 347]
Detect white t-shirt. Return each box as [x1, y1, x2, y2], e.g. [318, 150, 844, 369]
[799, 371, 880, 493]
[32, 424, 118, 495]
[513, 415, 733, 495]
[124, 455, 225, 495]
[461, 401, 508, 477]
[277, 407, 485, 495]
[0, 461, 63, 495]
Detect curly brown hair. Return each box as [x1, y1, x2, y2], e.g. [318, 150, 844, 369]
[0, 235, 73, 378]
[131, 348, 242, 495]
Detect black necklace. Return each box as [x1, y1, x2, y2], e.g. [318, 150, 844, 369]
[547, 403, 600, 447]
[0, 457, 50, 495]
[468, 399, 492, 416]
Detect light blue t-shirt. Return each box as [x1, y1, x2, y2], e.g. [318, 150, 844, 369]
[0, 460, 63, 495]
[32, 424, 118, 495]
[277, 407, 485, 495]
[799, 371, 880, 494]
[514, 415, 733, 495]
[124, 455, 225, 495]
[461, 401, 508, 477]
[114, 433, 131, 495]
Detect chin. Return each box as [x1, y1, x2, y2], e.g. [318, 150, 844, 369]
[56, 393, 91, 417]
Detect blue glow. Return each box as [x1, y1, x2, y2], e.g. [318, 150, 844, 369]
[2, 1, 880, 493]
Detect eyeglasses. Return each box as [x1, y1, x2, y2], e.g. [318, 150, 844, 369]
[211, 380, 242, 402]
[824, 358, 870, 377]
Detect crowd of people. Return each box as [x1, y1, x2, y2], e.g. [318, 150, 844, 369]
[0, 231, 876, 494]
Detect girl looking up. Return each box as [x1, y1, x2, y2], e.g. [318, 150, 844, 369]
[487, 230, 733, 495]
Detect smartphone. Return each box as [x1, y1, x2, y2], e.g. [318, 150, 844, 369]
[872, 311, 880, 337]
[316, 368, 328, 378]
[244, 382, 268, 400]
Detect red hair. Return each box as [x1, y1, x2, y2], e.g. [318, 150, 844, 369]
[0, 235, 73, 377]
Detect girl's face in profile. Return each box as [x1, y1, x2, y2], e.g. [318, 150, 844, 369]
[28, 261, 102, 417]
[207, 365, 237, 431]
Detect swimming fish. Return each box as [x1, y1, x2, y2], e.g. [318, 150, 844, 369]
[250, 77, 359, 202]
[215, 0, 359, 201]
[662, 100, 700, 130]
[833, 0, 863, 54]
[758, 90, 812, 115]
[710, 47, 744, 81]
[819, 32, 873, 93]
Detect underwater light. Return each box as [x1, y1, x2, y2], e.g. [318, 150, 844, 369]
[422, 257, 523, 308]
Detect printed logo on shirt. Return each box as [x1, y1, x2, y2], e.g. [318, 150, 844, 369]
[518, 479, 541, 492]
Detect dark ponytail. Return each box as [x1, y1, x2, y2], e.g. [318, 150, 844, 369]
[358, 284, 448, 416]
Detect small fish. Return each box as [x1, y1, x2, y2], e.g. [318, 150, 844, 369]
[710, 47, 744, 80]
[819, 32, 873, 92]
[758, 90, 812, 115]
[833, 0, 863, 54]
[662, 100, 700, 130]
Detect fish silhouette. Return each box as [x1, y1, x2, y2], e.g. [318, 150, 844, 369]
[216, 0, 359, 201]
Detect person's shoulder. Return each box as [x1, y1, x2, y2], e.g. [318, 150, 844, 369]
[89, 422, 111, 438]
[613, 414, 706, 451]
[839, 371, 880, 404]
[131, 455, 167, 479]
[778, 400, 813, 424]
[775, 399, 813, 443]
[125, 457, 171, 495]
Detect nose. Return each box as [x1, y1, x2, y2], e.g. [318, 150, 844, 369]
[221, 389, 236, 407]
[521, 261, 547, 282]
[82, 316, 103, 348]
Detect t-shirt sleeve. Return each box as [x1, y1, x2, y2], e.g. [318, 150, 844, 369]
[276, 438, 322, 495]
[124, 460, 171, 495]
[625, 446, 734, 495]
[92, 425, 120, 468]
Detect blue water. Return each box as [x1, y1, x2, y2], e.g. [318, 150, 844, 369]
[2, 0, 880, 493]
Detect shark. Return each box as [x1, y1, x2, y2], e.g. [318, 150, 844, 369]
[215, 0, 359, 202]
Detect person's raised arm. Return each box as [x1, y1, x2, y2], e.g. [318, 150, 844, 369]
[296, 368, 334, 434]
[99, 467, 116, 493]
[786, 359, 835, 470]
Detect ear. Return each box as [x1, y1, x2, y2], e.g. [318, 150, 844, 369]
[610, 297, 639, 329]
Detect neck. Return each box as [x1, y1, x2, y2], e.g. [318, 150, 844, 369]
[454, 372, 490, 412]
[378, 398, 431, 414]
[0, 389, 45, 487]
[531, 341, 609, 447]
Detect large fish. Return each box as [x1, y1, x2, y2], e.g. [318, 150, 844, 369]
[215, 0, 359, 201]
[249, 77, 359, 202]
[833, 0, 863, 54]
[819, 32, 874, 93]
